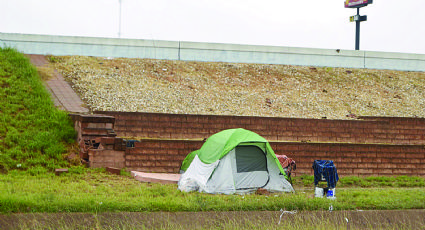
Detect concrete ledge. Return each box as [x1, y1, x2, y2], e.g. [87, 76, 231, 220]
[180, 41, 363, 56]
[1, 32, 424, 71]
[0, 33, 179, 48]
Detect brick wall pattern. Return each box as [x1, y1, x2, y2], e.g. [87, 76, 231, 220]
[97, 111, 425, 145]
[89, 137, 425, 177]
[72, 113, 425, 177]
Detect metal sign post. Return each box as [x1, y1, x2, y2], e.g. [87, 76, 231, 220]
[354, 7, 368, 50]
[345, 0, 372, 50]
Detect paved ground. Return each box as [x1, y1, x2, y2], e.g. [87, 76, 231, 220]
[27, 54, 89, 113]
[131, 171, 180, 184]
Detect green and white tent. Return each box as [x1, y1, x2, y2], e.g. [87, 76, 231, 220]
[178, 128, 294, 194]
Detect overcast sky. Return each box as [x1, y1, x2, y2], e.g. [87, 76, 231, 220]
[1, 0, 424, 54]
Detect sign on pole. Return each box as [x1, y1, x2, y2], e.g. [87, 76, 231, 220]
[345, 0, 372, 50]
[345, 0, 373, 8]
[349, 15, 367, 22]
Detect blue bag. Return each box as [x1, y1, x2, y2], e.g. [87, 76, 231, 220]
[312, 160, 339, 188]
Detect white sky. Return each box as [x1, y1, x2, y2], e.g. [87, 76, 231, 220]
[1, 0, 424, 54]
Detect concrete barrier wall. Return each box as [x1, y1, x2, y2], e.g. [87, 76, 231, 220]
[1, 32, 424, 71]
[179, 41, 366, 69]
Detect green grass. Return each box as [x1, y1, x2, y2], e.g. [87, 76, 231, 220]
[0, 171, 424, 214]
[293, 175, 425, 188]
[0, 47, 76, 173]
[3, 210, 423, 230]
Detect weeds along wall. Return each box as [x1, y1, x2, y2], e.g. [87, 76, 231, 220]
[1, 32, 425, 71]
[71, 112, 425, 177]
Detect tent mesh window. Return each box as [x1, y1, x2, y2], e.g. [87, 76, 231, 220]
[235, 146, 267, 173]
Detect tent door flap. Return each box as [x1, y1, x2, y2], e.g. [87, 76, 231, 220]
[234, 145, 269, 190]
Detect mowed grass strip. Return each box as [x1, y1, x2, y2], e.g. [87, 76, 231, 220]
[293, 175, 425, 188]
[0, 171, 424, 213]
[0, 47, 76, 173]
[3, 210, 425, 230]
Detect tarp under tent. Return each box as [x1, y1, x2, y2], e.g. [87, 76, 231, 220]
[178, 128, 294, 194]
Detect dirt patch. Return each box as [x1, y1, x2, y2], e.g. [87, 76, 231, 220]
[0, 82, 9, 88]
[36, 66, 55, 81]
[1, 210, 424, 229]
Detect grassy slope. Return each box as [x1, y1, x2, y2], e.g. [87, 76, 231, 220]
[0, 48, 75, 173]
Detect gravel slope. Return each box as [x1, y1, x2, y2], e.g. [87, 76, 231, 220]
[52, 56, 425, 119]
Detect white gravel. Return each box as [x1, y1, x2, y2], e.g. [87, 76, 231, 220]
[52, 56, 425, 119]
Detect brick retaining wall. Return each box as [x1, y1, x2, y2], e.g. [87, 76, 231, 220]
[125, 140, 203, 173]
[89, 137, 425, 176]
[73, 113, 425, 177]
[270, 142, 425, 176]
[97, 111, 425, 145]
